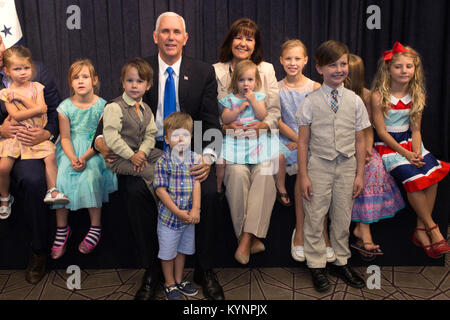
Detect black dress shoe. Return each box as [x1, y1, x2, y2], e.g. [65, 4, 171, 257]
[25, 250, 47, 285]
[328, 264, 365, 289]
[194, 269, 225, 300]
[134, 268, 162, 300]
[309, 268, 330, 292]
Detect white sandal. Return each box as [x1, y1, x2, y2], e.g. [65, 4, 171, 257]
[44, 188, 70, 205]
[0, 194, 14, 220]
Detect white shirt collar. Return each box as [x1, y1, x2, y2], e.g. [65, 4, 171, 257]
[321, 83, 344, 97]
[390, 94, 412, 105]
[122, 92, 143, 107]
[158, 54, 182, 77]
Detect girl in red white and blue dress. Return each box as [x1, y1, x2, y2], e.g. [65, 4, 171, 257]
[371, 42, 450, 259]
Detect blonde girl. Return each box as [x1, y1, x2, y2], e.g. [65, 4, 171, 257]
[372, 42, 450, 259]
[276, 40, 335, 263]
[216, 59, 289, 264]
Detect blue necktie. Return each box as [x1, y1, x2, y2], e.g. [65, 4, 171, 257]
[163, 67, 176, 150]
[164, 66, 176, 118]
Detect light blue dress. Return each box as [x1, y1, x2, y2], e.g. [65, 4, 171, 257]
[220, 92, 289, 164]
[54, 98, 118, 211]
[278, 79, 315, 166]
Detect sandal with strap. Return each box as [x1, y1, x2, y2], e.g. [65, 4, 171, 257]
[0, 194, 14, 220]
[276, 191, 292, 207]
[44, 188, 70, 205]
[426, 225, 450, 257]
[412, 227, 442, 259]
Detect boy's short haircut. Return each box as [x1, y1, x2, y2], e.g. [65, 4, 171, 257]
[314, 40, 349, 67]
[120, 57, 153, 86]
[163, 112, 194, 135]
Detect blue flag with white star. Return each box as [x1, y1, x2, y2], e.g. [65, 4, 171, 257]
[0, 0, 23, 48]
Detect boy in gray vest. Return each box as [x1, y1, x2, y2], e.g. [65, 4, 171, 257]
[297, 41, 370, 292]
[103, 58, 163, 195]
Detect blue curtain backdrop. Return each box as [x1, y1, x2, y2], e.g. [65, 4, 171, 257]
[14, 0, 450, 160]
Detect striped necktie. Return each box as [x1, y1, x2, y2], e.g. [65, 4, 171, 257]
[330, 89, 339, 113]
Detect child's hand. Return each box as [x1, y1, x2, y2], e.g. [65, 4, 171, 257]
[286, 142, 298, 151]
[71, 157, 85, 171]
[365, 148, 373, 163]
[300, 175, 313, 201]
[352, 174, 364, 199]
[130, 151, 147, 167]
[5, 89, 15, 103]
[133, 161, 148, 173]
[188, 208, 200, 224]
[406, 151, 425, 168]
[178, 210, 192, 224]
[239, 101, 249, 114]
[243, 89, 256, 103]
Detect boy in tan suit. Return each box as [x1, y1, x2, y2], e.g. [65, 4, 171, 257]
[297, 41, 370, 292]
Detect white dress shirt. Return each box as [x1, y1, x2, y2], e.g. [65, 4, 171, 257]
[155, 54, 182, 139]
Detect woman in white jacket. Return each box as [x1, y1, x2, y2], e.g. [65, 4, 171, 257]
[213, 18, 281, 265]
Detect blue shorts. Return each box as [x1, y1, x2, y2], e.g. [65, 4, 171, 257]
[157, 220, 195, 261]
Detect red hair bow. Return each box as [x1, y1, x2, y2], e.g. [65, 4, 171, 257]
[382, 41, 410, 62]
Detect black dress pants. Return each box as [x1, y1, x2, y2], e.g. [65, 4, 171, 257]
[10, 159, 51, 253]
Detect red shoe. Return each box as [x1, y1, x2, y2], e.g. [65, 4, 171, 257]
[426, 225, 450, 257]
[412, 228, 442, 259]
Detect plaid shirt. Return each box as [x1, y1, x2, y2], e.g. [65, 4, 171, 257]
[154, 149, 200, 230]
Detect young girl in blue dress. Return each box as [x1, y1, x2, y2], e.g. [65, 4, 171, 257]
[215, 60, 288, 195]
[347, 53, 405, 261]
[372, 42, 450, 259]
[51, 59, 117, 259]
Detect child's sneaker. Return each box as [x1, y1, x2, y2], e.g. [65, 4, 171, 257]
[164, 284, 183, 300]
[176, 280, 198, 296]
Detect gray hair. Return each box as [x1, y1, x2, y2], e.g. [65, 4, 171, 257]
[155, 12, 187, 34]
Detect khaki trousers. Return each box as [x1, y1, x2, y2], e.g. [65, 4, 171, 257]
[303, 154, 356, 268]
[223, 162, 276, 238]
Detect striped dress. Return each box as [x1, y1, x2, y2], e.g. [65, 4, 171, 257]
[374, 95, 449, 192]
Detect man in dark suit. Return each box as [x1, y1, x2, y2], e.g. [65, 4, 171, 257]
[94, 12, 224, 300]
[0, 36, 61, 284]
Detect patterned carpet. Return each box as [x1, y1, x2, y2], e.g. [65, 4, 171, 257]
[1, 228, 449, 300]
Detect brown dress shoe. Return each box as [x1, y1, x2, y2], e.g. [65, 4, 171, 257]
[25, 251, 47, 284]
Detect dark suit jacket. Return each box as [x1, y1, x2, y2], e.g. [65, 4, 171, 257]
[0, 61, 61, 140]
[143, 55, 220, 140]
[93, 55, 220, 151]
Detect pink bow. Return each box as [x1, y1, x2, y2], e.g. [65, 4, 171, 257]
[382, 41, 411, 63]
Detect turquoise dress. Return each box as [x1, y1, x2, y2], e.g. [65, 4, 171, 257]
[220, 92, 289, 164]
[54, 98, 118, 211]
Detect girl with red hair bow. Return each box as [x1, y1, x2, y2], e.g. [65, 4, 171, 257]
[371, 42, 450, 259]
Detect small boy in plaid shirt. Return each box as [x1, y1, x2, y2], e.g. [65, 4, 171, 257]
[154, 112, 202, 300]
